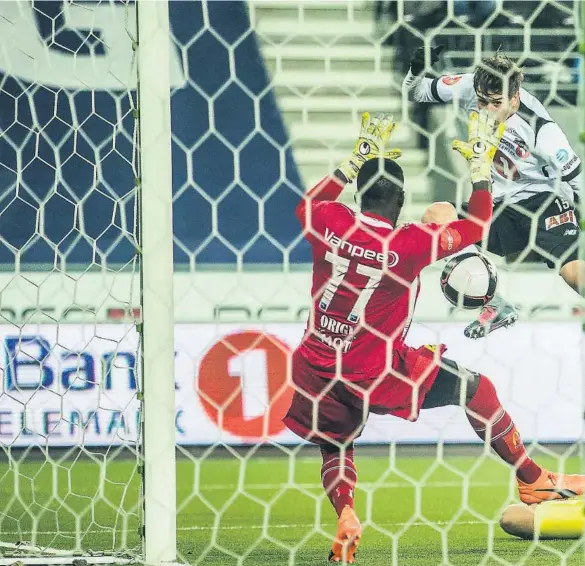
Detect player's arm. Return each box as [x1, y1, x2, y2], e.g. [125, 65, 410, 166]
[403, 110, 505, 268]
[428, 109, 506, 260]
[295, 113, 401, 238]
[402, 45, 445, 103]
[404, 186, 493, 267]
[402, 45, 466, 104]
[294, 173, 346, 235]
[535, 121, 582, 193]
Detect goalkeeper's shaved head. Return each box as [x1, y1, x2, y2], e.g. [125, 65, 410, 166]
[357, 158, 405, 225]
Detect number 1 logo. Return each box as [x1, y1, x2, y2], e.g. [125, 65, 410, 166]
[196, 331, 293, 439]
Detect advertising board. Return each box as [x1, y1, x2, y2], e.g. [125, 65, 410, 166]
[0, 321, 581, 447]
[0, 267, 582, 324]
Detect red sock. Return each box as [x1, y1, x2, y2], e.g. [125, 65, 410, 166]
[465, 375, 541, 484]
[321, 445, 357, 516]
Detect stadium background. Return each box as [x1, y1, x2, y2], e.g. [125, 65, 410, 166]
[0, 1, 585, 564]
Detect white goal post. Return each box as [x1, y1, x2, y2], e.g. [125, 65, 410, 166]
[136, 1, 177, 566]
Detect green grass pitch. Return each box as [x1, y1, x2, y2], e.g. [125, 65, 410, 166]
[0, 446, 584, 565]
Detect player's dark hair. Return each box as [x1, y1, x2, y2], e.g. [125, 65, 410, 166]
[357, 158, 405, 217]
[474, 52, 524, 98]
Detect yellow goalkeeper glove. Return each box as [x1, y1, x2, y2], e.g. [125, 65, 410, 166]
[337, 112, 402, 183]
[452, 109, 506, 186]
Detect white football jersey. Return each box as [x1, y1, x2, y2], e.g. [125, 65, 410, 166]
[403, 72, 582, 204]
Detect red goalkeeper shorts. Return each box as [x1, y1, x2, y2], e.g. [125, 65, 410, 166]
[283, 344, 446, 445]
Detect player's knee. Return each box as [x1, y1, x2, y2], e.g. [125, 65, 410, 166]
[320, 442, 354, 455]
[425, 360, 482, 408]
[464, 370, 481, 402]
[560, 259, 584, 293]
[421, 202, 457, 224]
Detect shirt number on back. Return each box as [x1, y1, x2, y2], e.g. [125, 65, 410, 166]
[319, 251, 383, 323]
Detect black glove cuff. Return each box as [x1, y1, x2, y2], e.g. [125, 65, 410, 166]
[471, 180, 491, 192]
[334, 168, 350, 184]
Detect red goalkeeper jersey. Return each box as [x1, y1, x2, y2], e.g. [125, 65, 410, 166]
[295, 174, 492, 382]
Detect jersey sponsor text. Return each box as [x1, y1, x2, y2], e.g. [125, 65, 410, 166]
[545, 210, 577, 230]
[324, 227, 399, 266]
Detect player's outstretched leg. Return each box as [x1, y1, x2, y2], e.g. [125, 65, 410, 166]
[463, 293, 519, 339]
[422, 202, 518, 338]
[464, 372, 585, 503]
[321, 444, 361, 563]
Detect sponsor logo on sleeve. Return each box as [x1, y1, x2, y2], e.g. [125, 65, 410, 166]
[562, 154, 579, 172]
[439, 228, 462, 251]
[442, 75, 462, 86]
[514, 139, 530, 158]
[556, 149, 569, 164]
[545, 210, 577, 230]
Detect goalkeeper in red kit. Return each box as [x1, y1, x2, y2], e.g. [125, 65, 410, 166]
[283, 111, 585, 564]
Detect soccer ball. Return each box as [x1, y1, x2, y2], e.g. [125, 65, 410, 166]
[440, 252, 498, 309]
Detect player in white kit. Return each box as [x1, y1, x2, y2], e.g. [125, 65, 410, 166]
[403, 49, 583, 338]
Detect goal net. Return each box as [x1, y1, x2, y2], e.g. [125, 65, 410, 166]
[0, 1, 176, 565]
[0, 0, 583, 565]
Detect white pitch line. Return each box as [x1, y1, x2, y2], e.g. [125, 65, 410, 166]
[199, 480, 506, 491]
[177, 520, 490, 531]
[0, 520, 492, 537]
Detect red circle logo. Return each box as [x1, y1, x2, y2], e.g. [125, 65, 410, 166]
[515, 140, 530, 158]
[442, 75, 462, 86]
[439, 228, 462, 252]
[515, 146, 529, 158]
[196, 331, 293, 439]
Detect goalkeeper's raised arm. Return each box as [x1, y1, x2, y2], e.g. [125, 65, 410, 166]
[452, 109, 506, 193]
[294, 112, 402, 236]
